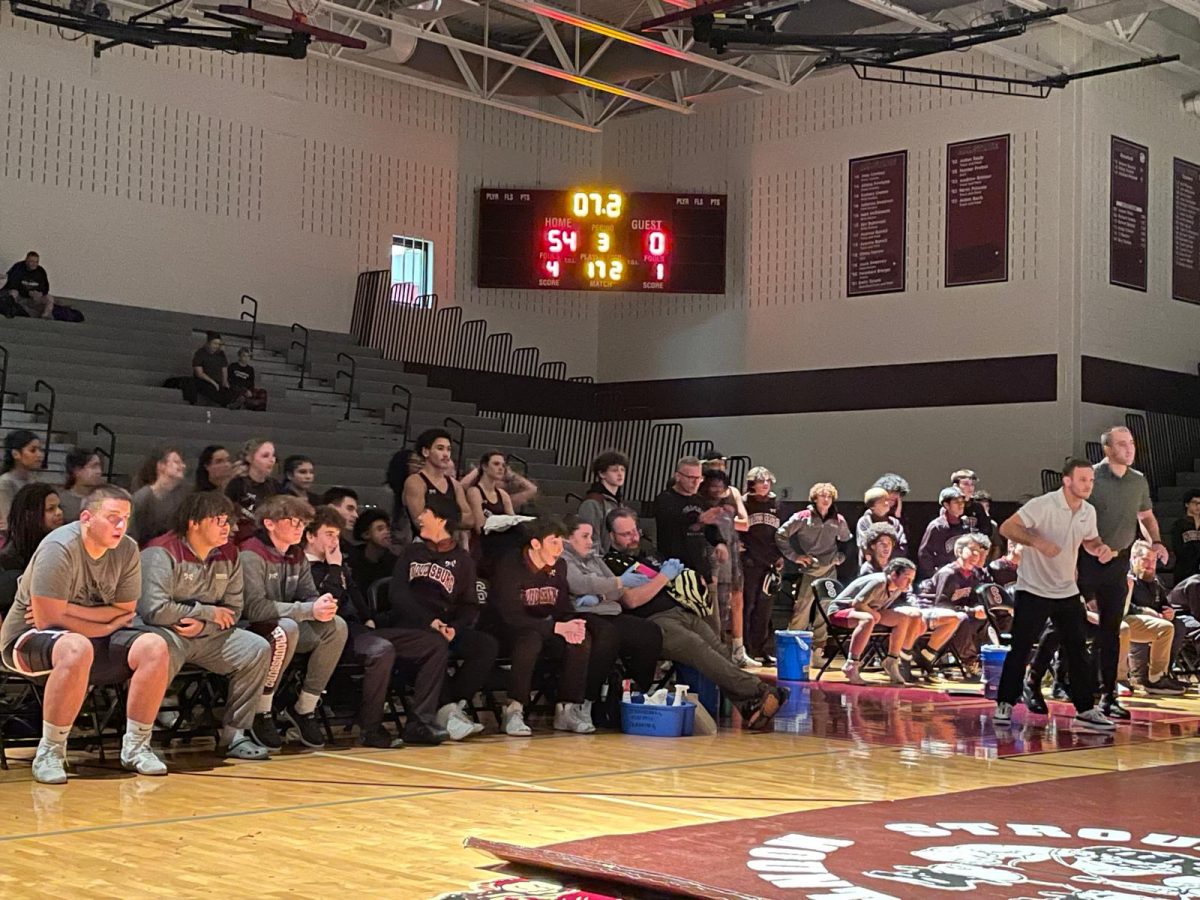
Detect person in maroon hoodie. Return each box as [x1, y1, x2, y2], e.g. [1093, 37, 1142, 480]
[917, 486, 973, 580]
[486, 518, 594, 737]
[387, 493, 497, 741]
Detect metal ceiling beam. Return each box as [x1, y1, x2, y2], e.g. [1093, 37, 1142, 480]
[490, 0, 796, 91]
[323, 53, 600, 132]
[843, 0, 1064, 77]
[310, 0, 693, 113]
[1007, 0, 1200, 80]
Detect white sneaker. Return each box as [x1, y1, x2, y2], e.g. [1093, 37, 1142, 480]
[121, 733, 168, 776]
[1074, 708, 1116, 732]
[732, 645, 761, 668]
[553, 702, 596, 734]
[842, 660, 866, 685]
[460, 699, 485, 734]
[502, 701, 532, 737]
[32, 741, 68, 785]
[578, 699, 596, 732]
[435, 702, 477, 741]
[882, 656, 912, 685]
[993, 701, 1013, 724]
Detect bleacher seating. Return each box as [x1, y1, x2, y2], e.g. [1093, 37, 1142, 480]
[0, 296, 587, 511]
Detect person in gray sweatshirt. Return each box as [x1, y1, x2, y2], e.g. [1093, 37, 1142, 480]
[238, 494, 347, 751]
[139, 491, 272, 760]
[562, 514, 663, 703]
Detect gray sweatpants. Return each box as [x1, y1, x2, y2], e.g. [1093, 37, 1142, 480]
[649, 606, 767, 703]
[161, 628, 272, 730]
[284, 616, 349, 697]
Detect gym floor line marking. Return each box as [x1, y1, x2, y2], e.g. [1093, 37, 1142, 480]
[314, 751, 732, 820]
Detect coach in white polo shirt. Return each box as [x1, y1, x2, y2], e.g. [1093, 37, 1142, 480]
[992, 459, 1116, 732]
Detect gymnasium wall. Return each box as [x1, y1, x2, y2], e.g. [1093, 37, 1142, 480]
[0, 14, 602, 370]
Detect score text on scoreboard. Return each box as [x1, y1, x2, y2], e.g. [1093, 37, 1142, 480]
[477, 188, 726, 294]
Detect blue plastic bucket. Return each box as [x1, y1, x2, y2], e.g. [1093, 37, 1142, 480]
[676, 664, 721, 719]
[981, 644, 1009, 699]
[775, 630, 812, 681]
[773, 680, 813, 734]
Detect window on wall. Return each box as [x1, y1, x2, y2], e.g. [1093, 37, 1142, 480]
[391, 236, 434, 307]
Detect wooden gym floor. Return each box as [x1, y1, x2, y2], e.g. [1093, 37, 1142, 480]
[1, 675, 1199, 899]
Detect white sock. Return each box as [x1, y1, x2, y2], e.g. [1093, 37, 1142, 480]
[293, 691, 320, 715]
[256, 692, 274, 714]
[733, 637, 745, 650]
[41, 722, 71, 748]
[220, 726, 243, 746]
[125, 718, 153, 742]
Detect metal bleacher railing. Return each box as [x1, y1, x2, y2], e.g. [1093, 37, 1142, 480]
[349, 270, 749, 503]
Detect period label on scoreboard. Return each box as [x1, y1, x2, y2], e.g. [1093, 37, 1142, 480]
[847, 150, 907, 297]
[1173, 157, 1200, 305]
[477, 189, 727, 293]
[945, 135, 1010, 287]
[1110, 136, 1149, 292]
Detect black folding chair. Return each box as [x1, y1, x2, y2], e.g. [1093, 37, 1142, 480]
[809, 578, 891, 680]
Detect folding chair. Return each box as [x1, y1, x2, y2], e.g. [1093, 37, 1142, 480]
[978, 583, 1014, 646]
[155, 665, 225, 747]
[809, 578, 891, 681]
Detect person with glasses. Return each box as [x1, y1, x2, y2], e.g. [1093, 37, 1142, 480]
[0, 485, 173, 784]
[238, 494, 347, 750]
[653, 456, 725, 634]
[139, 491, 273, 760]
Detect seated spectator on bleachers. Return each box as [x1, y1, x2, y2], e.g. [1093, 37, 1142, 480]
[857, 487, 908, 562]
[225, 438, 281, 533]
[304, 506, 448, 747]
[988, 541, 1022, 586]
[59, 449, 106, 523]
[577, 450, 628, 554]
[775, 482, 853, 647]
[131, 447, 190, 546]
[349, 508, 398, 592]
[0, 485, 171, 784]
[859, 522, 900, 576]
[1171, 490, 1200, 582]
[138, 491, 272, 760]
[238, 494, 347, 750]
[604, 508, 787, 730]
[1, 251, 53, 319]
[385, 449, 421, 545]
[196, 445, 239, 493]
[917, 486, 973, 580]
[0, 429, 45, 536]
[922, 533, 994, 674]
[404, 429, 473, 536]
[827, 559, 924, 685]
[228, 348, 267, 411]
[282, 455, 321, 506]
[952, 469, 996, 538]
[191, 332, 235, 407]
[562, 515, 663, 714]
[486, 518, 595, 736]
[321, 487, 359, 550]
[386, 496, 495, 741]
[0, 484, 64, 572]
[1122, 540, 1188, 695]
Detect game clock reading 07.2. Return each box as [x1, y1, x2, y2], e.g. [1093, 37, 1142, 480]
[477, 188, 727, 293]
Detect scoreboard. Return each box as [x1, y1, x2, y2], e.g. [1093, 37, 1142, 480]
[477, 188, 727, 293]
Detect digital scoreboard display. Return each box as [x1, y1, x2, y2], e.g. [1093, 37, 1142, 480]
[477, 188, 727, 293]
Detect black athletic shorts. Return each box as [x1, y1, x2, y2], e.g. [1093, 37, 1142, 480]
[1, 628, 145, 685]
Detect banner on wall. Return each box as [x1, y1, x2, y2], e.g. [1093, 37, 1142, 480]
[847, 150, 907, 297]
[945, 134, 1010, 287]
[1173, 156, 1200, 305]
[1110, 135, 1149, 291]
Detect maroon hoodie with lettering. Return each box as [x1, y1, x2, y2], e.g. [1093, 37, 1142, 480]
[490, 549, 575, 637]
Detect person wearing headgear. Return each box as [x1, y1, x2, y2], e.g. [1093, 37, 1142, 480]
[857, 486, 908, 564]
[917, 486, 973, 581]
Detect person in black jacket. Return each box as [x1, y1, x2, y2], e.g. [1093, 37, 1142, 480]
[485, 517, 594, 737]
[387, 495, 496, 740]
[1171, 490, 1200, 583]
[304, 506, 448, 747]
[1, 251, 53, 318]
[653, 456, 723, 634]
